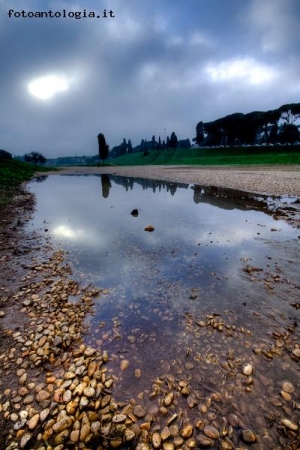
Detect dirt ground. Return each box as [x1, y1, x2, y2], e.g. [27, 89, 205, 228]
[0, 188, 37, 446]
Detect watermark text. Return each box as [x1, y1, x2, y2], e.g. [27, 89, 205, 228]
[7, 9, 115, 19]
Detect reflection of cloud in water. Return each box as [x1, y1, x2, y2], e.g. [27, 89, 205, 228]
[53, 225, 86, 240]
[29, 175, 296, 285]
[194, 224, 253, 247]
[52, 224, 107, 249]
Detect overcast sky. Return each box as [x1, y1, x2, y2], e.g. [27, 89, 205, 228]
[0, 0, 299, 158]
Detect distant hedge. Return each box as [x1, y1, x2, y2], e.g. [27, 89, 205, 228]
[0, 149, 12, 159]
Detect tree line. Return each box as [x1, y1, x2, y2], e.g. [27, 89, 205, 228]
[98, 102, 300, 163]
[12, 102, 300, 166]
[99, 132, 191, 161]
[195, 103, 300, 147]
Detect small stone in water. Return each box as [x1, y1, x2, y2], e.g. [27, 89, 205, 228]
[14, 420, 26, 431]
[196, 434, 214, 447]
[87, 361, 97, 377]
[166, 414, 178, 426]
[161, 426, 171, 441]
[164, 392, 174, 406]
[219, 439, 234, 450]
[28, 413, 40, 430]
[163, 443, 174, 450]
[80, 423, 91, 442]
[40, 408, 50, 422]
[227, 413, 239, 427]
[282, 381, 294, 394]
[64, 371, 76, 380]
[80, 396, 89, 408]
[281, 390, 291, 401]
[84, 386, 95, 398]
[242, 363, 253, 376]
[180, 423, 193, 439]
[10, 413, 19, 422]
[187, 395, 198, 408]
[280, 418, 299, 431]
[52, 416, 74, 433]
[144, 225, 154, 232]
[19, 410, 28, 421]
[125, 429, 136, 442]
[53, 336, 63, 347]
[63, 390, 72, 403]
[135, 368, 142, 378]
[36, 390, 50, 403]
[20, 432, 32, 448]
[292, 348, 300, 358]
[66, 400, 78, 415]
[112, 414, 127, 424]
[120, 359, 129, 370]
[203, 425, 220, 440]
[152, 431, 162, 448]
[23, 395, 34, 405]
[70, 430, 80, 443]
[186, 437, 197, 448]
[134, 405, 146, 418]
[173, 436, 184, 447]
[241, 429, 257, 443]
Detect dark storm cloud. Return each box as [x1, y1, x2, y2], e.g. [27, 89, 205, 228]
[0, 0, 299, 157]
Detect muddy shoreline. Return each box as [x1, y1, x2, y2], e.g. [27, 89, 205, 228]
[0, 171, 299, 450]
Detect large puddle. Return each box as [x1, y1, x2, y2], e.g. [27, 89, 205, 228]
[27, 174, 300, 449]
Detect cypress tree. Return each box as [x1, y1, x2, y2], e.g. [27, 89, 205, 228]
[98, 133, 109, 163]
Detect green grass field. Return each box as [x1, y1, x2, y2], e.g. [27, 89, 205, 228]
[110, 145, 300, 166]
[0, 159, 52, 204]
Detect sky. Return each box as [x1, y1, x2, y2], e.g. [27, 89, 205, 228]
[0, 0, 300, 158]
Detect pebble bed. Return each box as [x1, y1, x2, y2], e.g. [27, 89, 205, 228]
[0, 246, 299, 450]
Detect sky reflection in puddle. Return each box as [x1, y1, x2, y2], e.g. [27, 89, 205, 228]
[28, 174, 299, 423]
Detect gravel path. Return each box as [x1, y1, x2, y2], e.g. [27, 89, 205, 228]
[40, 165, 300, 197]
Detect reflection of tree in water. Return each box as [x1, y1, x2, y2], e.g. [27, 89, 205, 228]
[167, 183, 177, 196]
[193, 186, 203, 204]
[109, 175, 188, 196]
[193, 185, 221, 204]
[112, 176, 134, 191]
[101, 174, 112, 199]
[127, 179, 134, 191]
[192, 185, 272, 211]
[140, 179, 182, 196]
[35, 176, 48, 183]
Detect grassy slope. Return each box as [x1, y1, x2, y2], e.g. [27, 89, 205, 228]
[111, 145, 300, 166]
[0, 159, 52, 204]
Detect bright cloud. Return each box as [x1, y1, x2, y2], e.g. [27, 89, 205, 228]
[205, 58, 278, 85]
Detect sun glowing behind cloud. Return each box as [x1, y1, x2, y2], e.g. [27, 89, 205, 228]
[28, 75, 68, 100]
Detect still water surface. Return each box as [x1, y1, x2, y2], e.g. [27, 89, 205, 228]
[27, 174, 299, 447]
